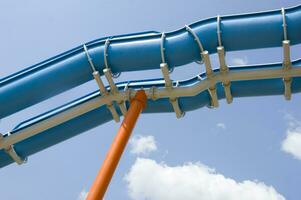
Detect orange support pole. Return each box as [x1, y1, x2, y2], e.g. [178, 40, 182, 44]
[86, 90, 147, 200]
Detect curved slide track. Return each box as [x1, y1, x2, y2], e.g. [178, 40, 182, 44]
[0, 5, 301, 167]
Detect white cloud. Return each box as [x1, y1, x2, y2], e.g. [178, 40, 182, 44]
[78, 189, 88, 200]
[125, 158, 285, 200]
[231, 57, 248, 66]
[129, 135, 157, 155]
[216, 122, 226, 130]
[282, 129, 301, 160]
[281, 114, 301, 160]
[283, 113, 301, 129]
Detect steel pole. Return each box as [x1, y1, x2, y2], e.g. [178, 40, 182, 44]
[86, 90, 147, 200]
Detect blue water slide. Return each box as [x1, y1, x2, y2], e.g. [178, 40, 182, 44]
[0, 6, 301, 168]
[1, 58, 301, 168]
[0, 5, 301, 118]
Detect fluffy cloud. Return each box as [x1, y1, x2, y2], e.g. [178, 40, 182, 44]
[129, 135, 157, 155]
[281, 114, 301, 160]
[216, 122, 226, 130]
[282, 129, 301, 160]
[125, 158, 285, 200]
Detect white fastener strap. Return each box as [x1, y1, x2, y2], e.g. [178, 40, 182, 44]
[103, 68, 128, 116]
[217, 46, 232, 104]
[160, 62, 183, 118]
[160, 33, 183, 118]
[185, 25, 205, 52]
[281, 8, 292, 100]
[217, 15, 222, 47]
[216, 16, 232, 104]
[84, 45, 120, 122]
[283, 40, 292, 100]
[186, 25, 219, 107]
[201, 51, 219, 107]
[170, 98, 183, 118]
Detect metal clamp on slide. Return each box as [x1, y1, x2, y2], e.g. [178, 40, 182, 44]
[83, 44, 120, 122]
[186, 25, 219, 108]
[160, 33, 184, 118]
[103, 39, 128, 116]
[104, 39, 121, 78]
[0, 133, 26, 165]
[103, 68, 128, 116]
[124, 81, 133, 102]
[281, 8, 292, 100]
[217, 15, 233, 104]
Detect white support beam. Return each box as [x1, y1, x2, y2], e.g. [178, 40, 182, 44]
[0, 134, 26, 165]
[281, 8, 292, 101]
[216, 15, 233, 104]
[104, 68, 118, 93]
[170, 98, 183, 118]
[217, 46, 233, 104]
[1, 66, 301, 151]
[186, 24, 219, 108]
[160, 63, 183, 118]
[84, 45, 120, 122]
[217, 47, 227, 72]
[160, 33, 184, 118]
[201, 51, 219, 107]
[106, 104, 121, 122]
[92, 71, 108, 95]
[160, 63, 172, 88]
[103, 68, 128, 116]
[283, 40, 291, 66]
[283, 40, 292, 100]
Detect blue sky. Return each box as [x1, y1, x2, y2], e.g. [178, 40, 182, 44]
[1, 0, 301, 199]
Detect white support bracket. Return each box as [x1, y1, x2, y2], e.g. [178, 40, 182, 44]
[104, 39, 121, 78]
[124, 81, 133, 102]
[283, 40, 292, 100]
[160, 63, 183, 118]
[186, 25, 219, 108]
[83, 45, 120, 122]
[218, 47, 232, 104]
[0, 133, 26, 165]
[2, 65, 301, 152]
[217, 15, 233, 104]
[185, 25, 205, 59]
[202, 51, 219, 107]
[281, 8, 292, 100]
[103, 39, 127, 116]
[160, 33, 183, 118]
[103, 68, 128, 116]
